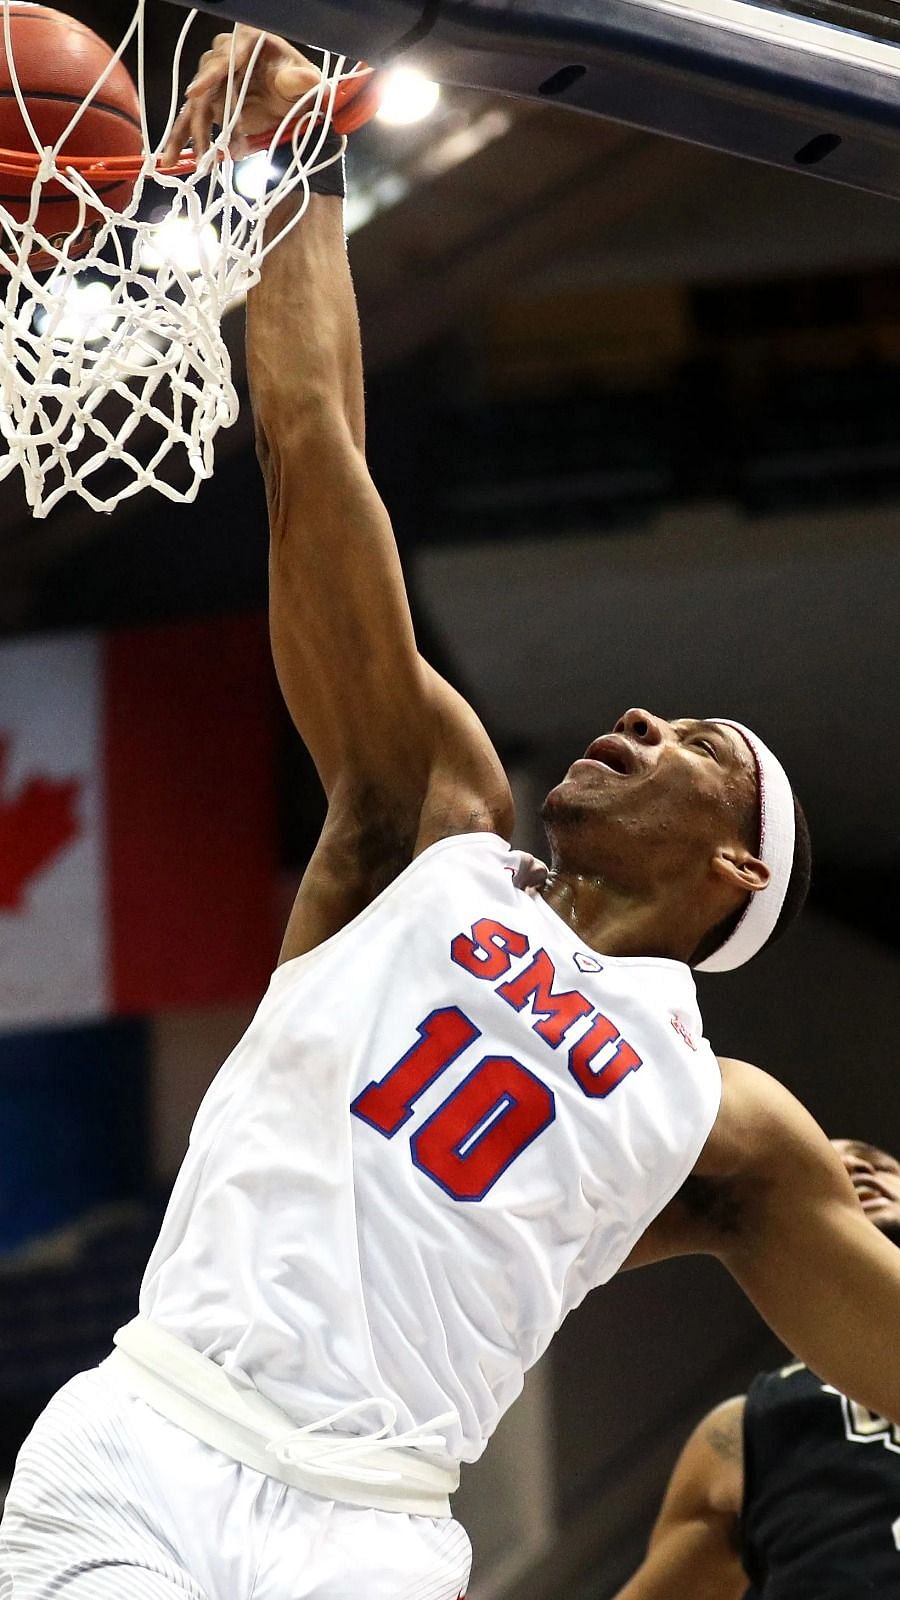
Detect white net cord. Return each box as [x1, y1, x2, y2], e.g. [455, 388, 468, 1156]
[0, 2, 364, 516]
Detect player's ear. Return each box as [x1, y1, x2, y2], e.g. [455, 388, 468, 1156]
[712, 845, 770, 896]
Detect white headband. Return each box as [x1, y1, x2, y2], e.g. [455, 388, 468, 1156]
[695, 720, 796, 974]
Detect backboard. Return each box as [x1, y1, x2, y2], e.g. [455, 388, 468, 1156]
[162, 0, 900, 198]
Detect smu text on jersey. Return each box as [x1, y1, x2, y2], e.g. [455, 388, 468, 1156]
[351, 918, 645, 1201]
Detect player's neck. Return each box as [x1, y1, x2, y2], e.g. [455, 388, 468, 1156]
[538, 870, 700, 963]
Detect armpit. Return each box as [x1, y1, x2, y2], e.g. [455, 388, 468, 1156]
[677, 1172, 747, 1239]
[348, 786, 420, 890]
[621, 1170, 748, 1268]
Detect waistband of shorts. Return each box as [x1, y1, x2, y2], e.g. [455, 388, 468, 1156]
[104, 1316, 458, 1517]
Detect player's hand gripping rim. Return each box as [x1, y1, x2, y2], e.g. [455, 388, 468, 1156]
[162, 27, 327, 166]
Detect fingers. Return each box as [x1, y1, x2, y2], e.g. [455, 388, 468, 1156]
[161, 101, 191, 168]
[160, 64, 216, 165]
[158, 27, 321, 170]
[160, 81, 215, 167]
[189, 92, 214, 162]
[161, 26, 259, 165]
[272, 62, 321, 107]
[189, 33, 249, 156]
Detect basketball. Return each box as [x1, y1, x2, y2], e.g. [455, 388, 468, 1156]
[0, 3, 142, 273]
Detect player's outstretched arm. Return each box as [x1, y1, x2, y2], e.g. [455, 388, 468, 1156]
[251, 194, 512, 955]
[174, 32, 512, 958]
[612, 1399, 747, 1600]
[703, 1060, 900, 1427]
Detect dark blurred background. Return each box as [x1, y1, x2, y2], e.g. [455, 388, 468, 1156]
[1, 4, 899, 1596]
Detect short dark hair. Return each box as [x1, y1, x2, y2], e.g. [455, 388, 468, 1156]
[691, 792, 812, 968]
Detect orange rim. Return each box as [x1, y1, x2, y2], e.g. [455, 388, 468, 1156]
[0, 65, 383, 183]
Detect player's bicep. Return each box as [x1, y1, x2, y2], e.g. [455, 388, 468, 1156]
[277, 671, 512, 964]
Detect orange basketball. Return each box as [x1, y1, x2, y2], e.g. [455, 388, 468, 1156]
[0, 3, 142, 273]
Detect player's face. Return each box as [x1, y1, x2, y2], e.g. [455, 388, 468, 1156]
[541, 708, 758, 891]
[833, 1139, 900, 1239]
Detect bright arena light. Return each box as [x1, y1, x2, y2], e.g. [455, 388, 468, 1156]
[140, 216, 219, 275]
[34, 279, 116, 343]
[234, 153, 278, 200]
[376, 68, 441, 127]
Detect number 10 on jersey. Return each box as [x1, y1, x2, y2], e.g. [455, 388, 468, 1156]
[351, 1007, 555, 1202]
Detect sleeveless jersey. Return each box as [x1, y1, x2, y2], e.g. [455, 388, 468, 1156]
[140, 832, 721, 1464]
[742, 1363, 900, 1598]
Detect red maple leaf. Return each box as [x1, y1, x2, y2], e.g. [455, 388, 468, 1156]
[0, 733, 83, 912]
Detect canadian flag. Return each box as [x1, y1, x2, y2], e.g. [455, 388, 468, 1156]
[0, 617, 278, 1028]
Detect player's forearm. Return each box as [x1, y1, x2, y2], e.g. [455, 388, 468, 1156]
[248, 192, 432, 800]
[720, 1087, 900, 1426]
[613, 1529, 745, 1600]
[248, 191, 364, 452]
[729, 1195, 900, 1425]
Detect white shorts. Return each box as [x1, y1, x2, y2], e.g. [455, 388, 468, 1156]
[0, 1368, 472, 1600]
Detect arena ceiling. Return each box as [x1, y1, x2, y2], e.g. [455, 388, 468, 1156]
[1, 0, 899, 943]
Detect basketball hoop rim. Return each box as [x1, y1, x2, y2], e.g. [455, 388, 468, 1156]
[0, 13, 393, 519]
[0, 63, 381, 181]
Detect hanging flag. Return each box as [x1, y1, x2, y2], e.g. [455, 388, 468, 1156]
[0, 616, 278, 1028]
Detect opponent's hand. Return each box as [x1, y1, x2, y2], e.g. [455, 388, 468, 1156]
[162, 26, 321, 166]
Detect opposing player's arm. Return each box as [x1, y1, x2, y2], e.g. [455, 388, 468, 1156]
[612, 1398, 747, 1600]
[181, 32, 513, 957]
[692, 1059, 900, 1427]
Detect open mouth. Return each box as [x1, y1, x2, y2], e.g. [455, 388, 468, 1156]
[582, 734, 637, 776]
[853, 1179, 894, 1210]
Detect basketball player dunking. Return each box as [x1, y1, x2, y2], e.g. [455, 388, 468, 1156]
[614, 1139, 900, 1600]
[3, 31, 900, 1600]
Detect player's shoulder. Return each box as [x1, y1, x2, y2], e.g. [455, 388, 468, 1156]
[672, 1057, 837, 1250]
[693, 1395, 747, 1505]
[663, 1394, 746, 1522]
[701, 1056, 826, 1180]
[697, 1396, 746, 1517]
[696, 1394, 747, 1460]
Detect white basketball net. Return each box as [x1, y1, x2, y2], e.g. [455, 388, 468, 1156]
[0, 2, 364, 517]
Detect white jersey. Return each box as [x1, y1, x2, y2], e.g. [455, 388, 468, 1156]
[140, 832, 721, 1465]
